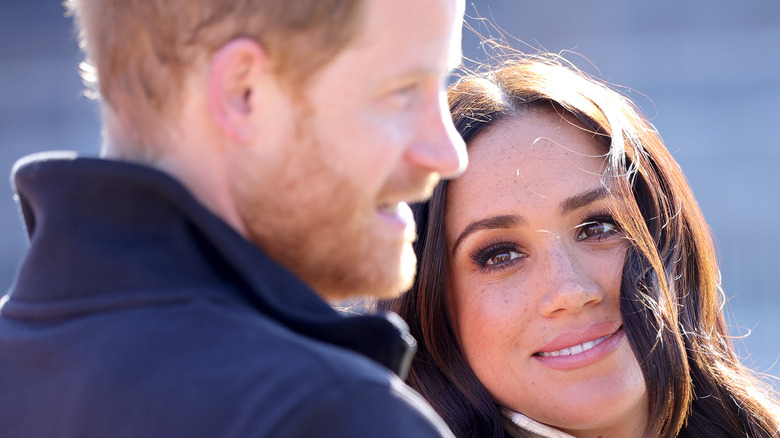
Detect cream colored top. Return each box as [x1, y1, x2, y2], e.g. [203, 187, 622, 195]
[501, 409, 576, 438]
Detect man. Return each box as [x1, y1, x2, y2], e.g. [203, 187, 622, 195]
[0, 0, 466, 436]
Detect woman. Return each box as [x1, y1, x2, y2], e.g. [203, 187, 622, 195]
[385, 54, 780, 437]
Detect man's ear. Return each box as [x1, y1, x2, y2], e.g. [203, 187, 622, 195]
[207, 38, 267, 144]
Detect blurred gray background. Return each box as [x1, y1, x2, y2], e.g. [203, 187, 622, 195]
[1, 2, 778, 380]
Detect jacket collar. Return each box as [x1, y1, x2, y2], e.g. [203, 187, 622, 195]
[6, 151, 416, 377]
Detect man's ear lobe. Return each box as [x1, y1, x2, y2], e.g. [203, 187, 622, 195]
[207, 37, 267, 144]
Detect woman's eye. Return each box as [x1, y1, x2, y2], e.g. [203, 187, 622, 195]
[576, 221, 619, 241]
[469, 243, 525, 272]
[485, 250, 523, 266]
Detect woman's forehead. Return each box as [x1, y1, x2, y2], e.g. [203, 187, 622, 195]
[454, 111, 607, 191]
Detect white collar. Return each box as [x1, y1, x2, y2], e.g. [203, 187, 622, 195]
[501, 408, 576, 438]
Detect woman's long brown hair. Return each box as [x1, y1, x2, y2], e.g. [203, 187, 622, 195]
[384, 54, 780, 438]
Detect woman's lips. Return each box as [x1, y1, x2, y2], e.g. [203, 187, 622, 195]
[534, 321, 622, 354]
[535, 332, 613, 357]
[532, 323, 625, 371]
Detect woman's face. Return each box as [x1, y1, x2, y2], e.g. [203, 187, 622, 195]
[445, 109, 648, 437]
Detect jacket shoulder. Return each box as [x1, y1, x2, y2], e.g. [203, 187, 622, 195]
[91, 298, 452, 437]
[197, 299, 453, 437]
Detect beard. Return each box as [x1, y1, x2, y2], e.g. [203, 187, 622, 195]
[229, 120, 419, 302]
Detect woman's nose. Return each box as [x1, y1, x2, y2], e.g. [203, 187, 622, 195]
[537, 243, 604, 317]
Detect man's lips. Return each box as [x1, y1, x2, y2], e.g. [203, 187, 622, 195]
[376, 201, 416, 240]
[376, 201, 413, 221]
[534, 322, 623, 357]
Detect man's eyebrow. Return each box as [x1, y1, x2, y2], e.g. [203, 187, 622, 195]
[559, 187, 609, 215]
[452, 214, 525, 254]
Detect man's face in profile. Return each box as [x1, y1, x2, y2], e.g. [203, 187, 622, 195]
[231, 0, 466, 301]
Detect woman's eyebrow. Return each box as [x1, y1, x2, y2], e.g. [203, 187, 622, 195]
[450, 188, 608, 254]
[452, 214, 525, 254]
[559, 187, 609, 215]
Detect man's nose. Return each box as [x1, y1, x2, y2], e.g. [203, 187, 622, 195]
[403, 91, 467, 179]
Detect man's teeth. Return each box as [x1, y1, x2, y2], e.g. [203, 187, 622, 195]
[537, 334, 611, 357]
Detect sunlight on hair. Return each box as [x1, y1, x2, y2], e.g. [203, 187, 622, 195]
[78, 61, 99, 100]
[476, 76, 505, 104]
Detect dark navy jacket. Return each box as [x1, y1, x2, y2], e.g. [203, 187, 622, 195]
[0, 152, 453, 437]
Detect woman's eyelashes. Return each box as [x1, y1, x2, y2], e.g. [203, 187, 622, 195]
[575, 213, 621, 242]
[466, 214, 621, 272]
[469, 240, 526, 272]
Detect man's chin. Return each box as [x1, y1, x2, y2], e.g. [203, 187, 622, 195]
[396, 242, 418, 294]
[314, 244, 418, 303]
[370, 242, 418, 300]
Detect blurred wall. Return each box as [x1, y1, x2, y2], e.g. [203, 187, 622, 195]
[0, 1, 101, 288]
[1, 1, 778, 378]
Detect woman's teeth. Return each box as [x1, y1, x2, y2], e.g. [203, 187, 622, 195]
[537, 333, 611, 357]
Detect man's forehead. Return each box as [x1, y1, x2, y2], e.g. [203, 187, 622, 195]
[302, 0, 465, 96]
[355, 0, 464, 69]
